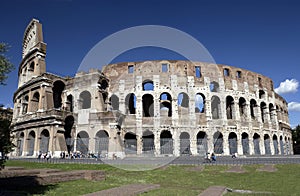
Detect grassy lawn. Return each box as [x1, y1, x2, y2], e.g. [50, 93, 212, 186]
[3, 160, 300, 195]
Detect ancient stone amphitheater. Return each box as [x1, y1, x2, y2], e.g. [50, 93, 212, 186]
[10, 19, 293, 159]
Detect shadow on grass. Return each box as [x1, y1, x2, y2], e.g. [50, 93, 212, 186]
[0, 176, 57, 195]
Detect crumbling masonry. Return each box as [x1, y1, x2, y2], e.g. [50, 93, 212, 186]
[10, 19, 293, 158]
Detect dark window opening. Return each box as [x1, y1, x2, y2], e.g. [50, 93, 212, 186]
[143, 80, 154, 91]
[210, 81, 219, 92]
[195, 66, 201, 78]
[160, 93, 172, 117]
[110, 94, 119, 110]
[226, 96, 234, 119]
[142, 94, 154, 117]
[195, 93, 205, 113]
[125, 93, 136, 114]
[236, 71, 242, 79]
[79, 91, 91, 109]
[53, 80, 65, 109]
[128, 65, 134, 73]
[211, 96, 221, 119]
[224, 68, 230, 77]
[162, 63, 168, 72]
[259, 90, 265, 99]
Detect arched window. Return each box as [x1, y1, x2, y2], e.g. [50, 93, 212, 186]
[253, 133, 261, 155]
[31, 92, 40, 112]
[143, 80, 154, 91]
[213, 131, 223, 154]
[124, 132, 137, 154]
[67, 95, 73, 112]
[125, 93, 136, 114]
[259, 90, 265, 99]
[210, 81, 219, 92]
[195, 93, 205, 113]
[269, 103, 275, 123]
[250, 99, 257, 119]
[53, 80, 65, 109]
[179, 132, 190, 155]
[22, 96, 29, 114]
[211, 96, 221, 119]
[160, 93, 172, 117]
[228, 132, 237, 155]
[27, 131, 35, 156]
[142, 94, 154, 117]
[197, 131, 208, 154]
[29, 62, 35, 71]
[226, 96, 234, 119]
[110, 94, 119, 110]
[160, 130, 173, 154]
[178, 92, 189, 108]
[64, 115, 74, 153]
[77, 131, 89, 155]
[79, 91, 91, 109]
[95, 130, 109, 156]
[40, 129, 50, 153]
[242, 132, 249, 155]
[142, 130, 154, 154]
[260, 102, 267, 123]
[239, 97, 247, 121]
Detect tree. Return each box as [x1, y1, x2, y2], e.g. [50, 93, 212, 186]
[0, 43, 14, 85]
[0, 116, 14, 169]
[292, 125, 300, 154]
[0, 42, 14, 169]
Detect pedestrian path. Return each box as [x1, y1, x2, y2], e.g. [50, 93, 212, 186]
[198, 186, 227, 196]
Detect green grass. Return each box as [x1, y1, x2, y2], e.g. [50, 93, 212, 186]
[4, 161, 300, 196]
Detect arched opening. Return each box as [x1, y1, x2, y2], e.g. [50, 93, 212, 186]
[180, 132, 190, 155]
[195, 93, 205, 113]
[273, 134, 279, 154]
[226, 96, 235, 119]
[276, 105, 281, 121]
[250, 99, 257, 120]
[125, 93, 136, 114]
[124, 132, 137, 154]
[31, 92, 40, 112]
[95, 130, 109, 157]
[239, 97, 247, 121]
[142, 130, 154, 154]
[280, 136, 284, 155]
[110, 94, 119, 111]
[242, 132, 249, 155]
[213, 131, 223, 154]
[210, 81, 219, 92]
[64, 115, 74, 153]
[22, 96, 29, 114]
[160, 93, 172, 117]
[259, 90, 266, 99]
[228, 132, 237, 155]
[178, 92, 189, 108]
[223, 68, 230, 77]
[79, 91, 91, 109]
[77, 131, 89, 155]
[160, 130, 173, 154]
[67, 95, 73, 112]
[264, 134, 271, 154]
[143, 80, 154, 91]
[98, 78, 109, 90]
[260, 102, 267, 123]
[17, 132, 25, 156]
[27, 131, 35, 156]
[269, 103, 275, 123]
[197, 131, 208, 155]
[253, 133, 261, 155]
[53, 80, 65, 109]
[40, 129, 49, 153]
[142, 94, 154, 117]
[211, 96, 221, 119]
[29, 62, 35, 71]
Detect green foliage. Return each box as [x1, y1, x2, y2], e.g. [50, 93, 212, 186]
[292, 125, 300, 144]
[0, 117, 14, 169]
[0, 43, 14, 85]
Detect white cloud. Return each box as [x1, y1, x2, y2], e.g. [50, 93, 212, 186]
[275, 79, 299, 94]
[288, 102, 300, 112]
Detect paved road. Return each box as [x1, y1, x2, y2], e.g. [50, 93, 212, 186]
[10, 155, 300, 167]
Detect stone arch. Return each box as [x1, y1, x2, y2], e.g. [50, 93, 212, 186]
[143, 80, 154, 91]
[17, 132, 25, 156]
[210, 81, 219, 92]
[260, 102, 267, 123]
[77, 131, 89, 155]
[110, 94, 119, 110]
[253, 133, 261, 155]
[273, 134, 279, 154]
[226, 96, 235, 119]
[142, 94, 154, 117]
[98, 77, 109, 91]
[180, 132, 190, 155]
[40, 129, 50, 153]
[259, 90, 266, 99]
[264, 134, 271, 154]
[178, 92, 189, 108]
[239, 97, 247, 121]
[27, 131, 35, 156]
[160, 92, 172, 117]
[197, 131, 208, 155]
[22, 95, 29, 114]
[213, 131, 223, 154]
[125, 93, 136, 114]
[280, 135, 284, 155]
[195, 93, 205, 113]
[53, 80, 65, 109]
[29, 61, 35, 71]
[31, 91, 40, 112]
[95, 130, 109, 156]
[250, 99, 257, 119]
[160, 130, 173, 154]
[67, 94, 73, 112]
[211, 96, 221, 119]
[142, 130, 154, 154]
[64, 115, 74, 153]
[269, 103, 275, 123]
[79, 90, 91, 109]
[228, 132, 237, 154]
[242, 132, 249, 155]
[124, 132, 137, 154]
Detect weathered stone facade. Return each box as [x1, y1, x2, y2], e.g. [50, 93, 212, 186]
[10, 19, 293, 158]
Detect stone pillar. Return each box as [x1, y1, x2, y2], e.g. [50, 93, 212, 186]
[154, 130, 160, 156]
[173, 128, 180, 156]
[190, 134, 197, 155]
[260, 136, 265, 155]
[108, 123, 124, 159]
[137, 135, 143, 155]
[222, 131, 229, 155]
[237, 133, 243, 155]
[233, 100, 240, 121]
[248, 135, 254, 155]
[270, 137, 274, 155]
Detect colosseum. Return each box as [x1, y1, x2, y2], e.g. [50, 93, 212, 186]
[10, 19, 293, 159]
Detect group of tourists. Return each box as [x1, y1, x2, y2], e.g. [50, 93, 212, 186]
[204, 152, 217, 163]
[37, 151, 51, 160]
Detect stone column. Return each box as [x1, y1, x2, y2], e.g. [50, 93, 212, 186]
[248, 135, 254, 155]
[154, 130, 160, 156]
[108, 123, 124, 159]
[190, 133, 197, 155]
[237, 133, 243, 155]
[222, 131, 229, 155]
[137, 135, 143, 155]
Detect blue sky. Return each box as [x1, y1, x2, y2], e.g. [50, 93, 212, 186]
[1, 0, 300, 127]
